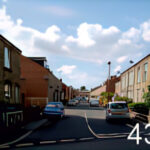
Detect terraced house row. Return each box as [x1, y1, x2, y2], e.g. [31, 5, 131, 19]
[0, 35, 73, 127]
[115, 54, 150, 102]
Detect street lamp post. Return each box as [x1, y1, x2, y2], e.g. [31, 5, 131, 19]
[107, 61, 111, 102]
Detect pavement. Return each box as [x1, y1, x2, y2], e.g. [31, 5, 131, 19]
[1, 102, 150, 150]
[0, 118, 48, 148]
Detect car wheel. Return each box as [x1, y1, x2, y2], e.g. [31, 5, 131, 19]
[106, 117, 110, 122]
[60, 114, 64, 119]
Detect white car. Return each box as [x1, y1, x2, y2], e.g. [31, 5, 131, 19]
[90, 100, 99, 107]
[67, 99, 77, 106]
[106, 101, 130, 121]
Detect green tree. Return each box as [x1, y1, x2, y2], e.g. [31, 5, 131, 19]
[100, 92, 114, 100]
[80, 86, 86, 91]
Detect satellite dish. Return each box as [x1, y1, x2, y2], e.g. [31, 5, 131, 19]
[129, 60, 134, 64]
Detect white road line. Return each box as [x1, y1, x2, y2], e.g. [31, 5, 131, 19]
[60, 139, 76, 142]
[85, 112, 134, 139]
[40, 141, 57, 144]
[0, 145, 10, 149]
[79, 137, 95, 141]
[0, 130, 32, 147]
[126, 124, 134, 128]
[98, 135, 127, 139]
[97, 132, 130, 136]
[16, 143, 34, 147]
[84, 112, 100, 138]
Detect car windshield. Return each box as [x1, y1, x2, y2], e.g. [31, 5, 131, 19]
[110, 103, 128, 109]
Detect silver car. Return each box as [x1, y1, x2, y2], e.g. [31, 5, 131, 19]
[90, 100, 99, 107]
[67, 99, 77, 106]
[106, 101, 130, 121]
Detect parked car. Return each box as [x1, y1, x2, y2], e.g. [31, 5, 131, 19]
[67, 99, 77, 106]
[90, 100, 99, 107]
[106, 101, 130, 121]
[74, 98, 79, 104]
[43, 102, 65, 119]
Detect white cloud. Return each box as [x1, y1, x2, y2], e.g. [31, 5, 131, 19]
[141, 20, 150, 42]
[114, 65, 121, 73]
[40, 6, 74, 17]
[61, 45, 70, 53]
[0, 5, 149, 69]
[57, 65, 99, 89]
[57, 65, 76, 75]
[2, 0, 7, 3]
[117, 56, 128, 63]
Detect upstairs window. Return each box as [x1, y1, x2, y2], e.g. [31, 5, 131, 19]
[137, 67, 141, 83]
[143, 63, 148, 82]
[4, 47, 10, 69]
[129, 71, 134, 86]
[4, 83, 11, 98]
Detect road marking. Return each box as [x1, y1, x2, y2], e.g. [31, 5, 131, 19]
[97, 132, 130, 136]
[84, 112, 136, 139]
[126, 124, 134, 128]
[84, 112, 100, 138]
[79, 137, 95, 141]
[0, 145, 10, 149]
[40, 141, 57, 144]
[16, 143, 34, 147]
[0, 130, 32, 147]
[60, 139, 76, 142]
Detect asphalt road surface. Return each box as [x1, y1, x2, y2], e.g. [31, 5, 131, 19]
[8, 102, 150, 150]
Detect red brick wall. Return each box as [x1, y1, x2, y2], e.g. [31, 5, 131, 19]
[20, 55, 49, 106]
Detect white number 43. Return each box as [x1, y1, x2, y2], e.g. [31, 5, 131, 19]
[127, 123, 150, 145]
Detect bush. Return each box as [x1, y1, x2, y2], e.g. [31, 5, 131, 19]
[115, 96, 132, 103]
[128, 102, 149, 115]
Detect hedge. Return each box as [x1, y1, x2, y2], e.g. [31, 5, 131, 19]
[128, 102, 149, 115]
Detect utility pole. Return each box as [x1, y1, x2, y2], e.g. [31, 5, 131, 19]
[107, 61, 111, 102]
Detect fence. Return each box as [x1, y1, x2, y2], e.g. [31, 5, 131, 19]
[130, 110, 150, 123]
[2, 111, 23, 127]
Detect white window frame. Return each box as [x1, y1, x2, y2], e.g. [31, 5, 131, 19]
[137, 67, 141, 83]
[4, 47, 10, 69]
[143, 63, 148, 82]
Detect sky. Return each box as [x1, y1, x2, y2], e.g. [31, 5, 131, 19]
[0, 0, 150, 90]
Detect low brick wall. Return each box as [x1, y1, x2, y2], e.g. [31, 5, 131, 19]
[130, 110, 150, 123]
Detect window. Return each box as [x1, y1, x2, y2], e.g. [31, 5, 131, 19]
[4, 83, 11, 98]
[143, 63, 148, 82]
[129, 71, 134, 86]
[137, 67, 141, 83]
[4, 47, 10, 68]
[110, 103, 127, 109]
[121, 76, 126, 89]
[15, 85, 20, 103]
[128, 90, 133, 99]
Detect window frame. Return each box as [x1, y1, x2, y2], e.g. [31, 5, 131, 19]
[143, 62, 148, 82]
[4, 82, 11, 98]
[137, 67, 141, 83]
[4, 47, 11, 69]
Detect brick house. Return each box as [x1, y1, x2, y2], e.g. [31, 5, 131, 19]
[0, 35, 23, 127]
[90, 76, 119, 99]
[0, 35, 21, 104]
[90, 84, 106, 99]
[20, 55, 62, 108]
[119, 54, 150, 102]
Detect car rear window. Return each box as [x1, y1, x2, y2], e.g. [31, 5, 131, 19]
[110, 103, 128, 109]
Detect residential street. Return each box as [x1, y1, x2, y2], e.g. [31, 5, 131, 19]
[5, 102, 149, 150]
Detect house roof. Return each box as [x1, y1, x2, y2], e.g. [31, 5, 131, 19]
[121, 54, 150, 75]
[91, 85, 102, 92]
[0, 34, 22, 53]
